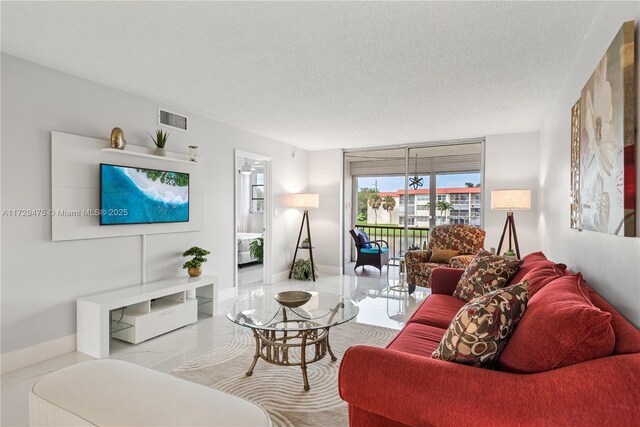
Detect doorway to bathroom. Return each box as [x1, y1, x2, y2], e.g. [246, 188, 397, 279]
[234, 150, 271, 292]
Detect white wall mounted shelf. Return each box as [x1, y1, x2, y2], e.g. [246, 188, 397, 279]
[77, 275, 216, 358]
[52, 132, 205, 241]
[102, 146, 198, 165]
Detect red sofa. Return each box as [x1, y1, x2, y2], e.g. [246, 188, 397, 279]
[339, 252, 640, 427]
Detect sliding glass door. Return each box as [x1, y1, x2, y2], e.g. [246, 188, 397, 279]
[344, 141, 483, 267]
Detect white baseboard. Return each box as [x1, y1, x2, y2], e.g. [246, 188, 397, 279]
[271, 270, 290, 283]
[217, 287, 237, 303]
[271, 266, 340, 282]
[317, 265, 341, 276]
[1, 334, 77, 374]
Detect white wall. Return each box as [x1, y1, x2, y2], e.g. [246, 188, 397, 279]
[1, 54, 309, 354]
[484, 132, 540, 256]
[538, 2, 640, 327]
[308, 149, 343, 273]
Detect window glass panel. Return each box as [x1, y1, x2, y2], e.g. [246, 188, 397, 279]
[250, 176, 264, 213]
[435, 172, 481, 226]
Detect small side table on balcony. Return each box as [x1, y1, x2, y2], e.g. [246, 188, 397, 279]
[387, 253, 409, 292]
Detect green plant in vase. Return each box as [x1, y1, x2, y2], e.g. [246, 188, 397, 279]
[292, 259, 318, 281]
[182, 246, 210, 277]
[301, 237, 310, 248]
[249, 236, 264, 263]
[149, 129, 169, 156]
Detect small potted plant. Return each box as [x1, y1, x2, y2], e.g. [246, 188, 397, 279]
[292, 259, 318, 281]
[503, 249, 517, 259]
[182, 246, 210, 277]
[301, 237, 311, 248]
[249, 236, 264, 263]
[149, 129, 169, 156]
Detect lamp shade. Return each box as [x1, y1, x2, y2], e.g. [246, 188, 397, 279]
[491, 189, 531, 210]
[288, 193, 319, 209]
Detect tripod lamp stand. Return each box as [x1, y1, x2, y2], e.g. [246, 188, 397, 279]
[491, 189, 531, 259]
[288, 193, 320, 281]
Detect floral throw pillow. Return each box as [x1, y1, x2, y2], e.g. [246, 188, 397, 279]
[432, 281, 529, 367]
[453, 250, 522, 302]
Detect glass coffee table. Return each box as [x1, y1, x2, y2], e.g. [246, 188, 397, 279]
[227, 291, 359, 391]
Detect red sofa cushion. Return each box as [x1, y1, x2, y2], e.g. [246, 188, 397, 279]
[409, 294, 465, 329]
[585, 287, 640, 355]
[499, 273, 615, 373]
[386, 323, 445, 357]
[509, 251, 568, 296]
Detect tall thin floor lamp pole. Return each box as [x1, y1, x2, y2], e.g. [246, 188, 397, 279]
[491, 190, 531, 259]
[287, 194, 319, 281]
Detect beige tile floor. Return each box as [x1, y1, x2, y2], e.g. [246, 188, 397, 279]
[1, 272, 429, 427]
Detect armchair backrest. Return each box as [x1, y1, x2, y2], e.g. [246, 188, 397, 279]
[349, 229, 372, 249]
[427, 225, 485, 255]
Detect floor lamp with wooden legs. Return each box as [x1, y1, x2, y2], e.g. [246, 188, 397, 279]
[491, 189, 531, 259]
[287, 193, 320, 281]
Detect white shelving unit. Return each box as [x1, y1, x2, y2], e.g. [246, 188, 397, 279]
[77, 275, 216, 358]
[102, 146, 199, 165]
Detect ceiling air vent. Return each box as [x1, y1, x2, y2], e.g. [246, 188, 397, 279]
[158, 108, 188, 132]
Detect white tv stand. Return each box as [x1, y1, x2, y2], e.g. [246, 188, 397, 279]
[77, 275, 216, 358]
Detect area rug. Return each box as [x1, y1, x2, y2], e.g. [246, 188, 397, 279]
[171, 322, 398, 427]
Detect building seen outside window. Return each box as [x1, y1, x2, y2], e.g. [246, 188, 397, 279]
[366, 187, 481, 227]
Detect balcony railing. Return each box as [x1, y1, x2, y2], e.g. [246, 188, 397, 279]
[355, 224, 429, 258]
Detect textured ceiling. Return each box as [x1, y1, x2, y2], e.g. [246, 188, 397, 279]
[1, 1, 600, 150]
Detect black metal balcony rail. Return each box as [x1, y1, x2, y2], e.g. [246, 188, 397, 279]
[355, 224, 430, 257]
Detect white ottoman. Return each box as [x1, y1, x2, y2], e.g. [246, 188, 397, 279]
[29, 359, 271, 426]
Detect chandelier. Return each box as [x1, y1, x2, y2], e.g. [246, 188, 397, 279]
[409, 154, 423, 190]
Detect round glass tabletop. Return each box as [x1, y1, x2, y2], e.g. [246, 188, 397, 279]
[226, 291, 359, 332]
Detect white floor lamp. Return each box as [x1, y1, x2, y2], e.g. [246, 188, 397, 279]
[491, 189, 531, 259]
[287, 193, 320, 281]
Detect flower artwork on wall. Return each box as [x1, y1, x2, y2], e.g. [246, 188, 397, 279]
[579, 21, 635, 237]
[570, 99, 581, 230]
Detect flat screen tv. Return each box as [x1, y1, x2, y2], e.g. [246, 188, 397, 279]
[100, 163, 189, 225]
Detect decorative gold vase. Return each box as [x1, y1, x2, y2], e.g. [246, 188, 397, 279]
[110, 127, 126, 149]
[188, 267, 202, 277]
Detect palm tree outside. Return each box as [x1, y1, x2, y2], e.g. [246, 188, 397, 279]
[382, 195, 396, 221]
[436, 200, 453, 224]
[368, 193, 382, 225]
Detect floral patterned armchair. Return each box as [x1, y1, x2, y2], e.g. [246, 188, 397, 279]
[405, 225, 486, 291]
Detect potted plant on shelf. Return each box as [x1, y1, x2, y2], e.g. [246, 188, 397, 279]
[249, 236, 264, 263]
[503, 249, 517, 259]
[182, 246, 210, 277]
[292, 259, 318, 281]
[149, 129, 169, 156]
[301, 237, 310, 248]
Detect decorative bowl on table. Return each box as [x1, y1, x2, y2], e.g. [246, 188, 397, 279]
[273, 291, 313, 308]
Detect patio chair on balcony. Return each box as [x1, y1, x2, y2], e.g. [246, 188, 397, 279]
[349, 229, 390, 274]
[404, 224, 485, 292]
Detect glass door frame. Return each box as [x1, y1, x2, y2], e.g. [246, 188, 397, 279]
[344, 138, 486, 263]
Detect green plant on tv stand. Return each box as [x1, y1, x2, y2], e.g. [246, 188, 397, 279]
[182, 246, 210, 269]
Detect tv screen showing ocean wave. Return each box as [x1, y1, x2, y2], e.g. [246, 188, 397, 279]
[100, 164, 189, 225]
